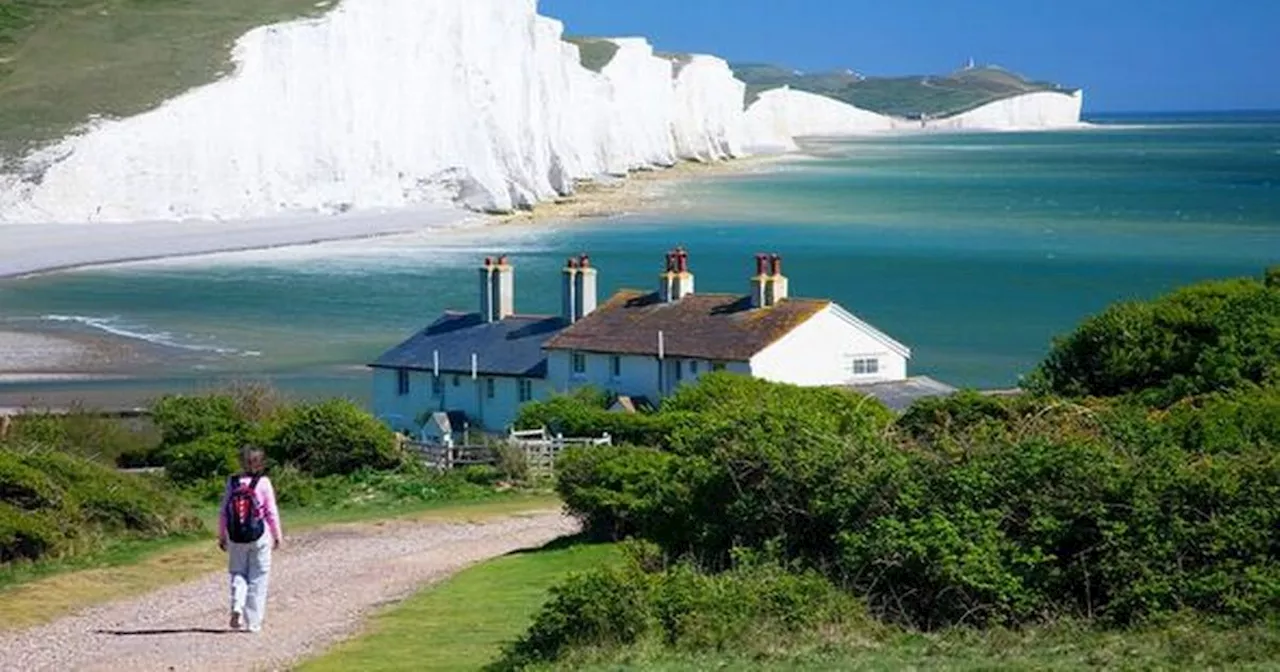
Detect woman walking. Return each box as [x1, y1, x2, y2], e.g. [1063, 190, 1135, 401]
[218, 447, 283, 633]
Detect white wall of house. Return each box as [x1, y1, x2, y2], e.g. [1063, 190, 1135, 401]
[371, 368, 547, 435]
[749, 304, 908, 386]
[546, 349, 751, 400]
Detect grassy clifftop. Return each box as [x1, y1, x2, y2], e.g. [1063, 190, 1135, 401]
[734, 63, 1076, 118]
[0, 0, 329, 164]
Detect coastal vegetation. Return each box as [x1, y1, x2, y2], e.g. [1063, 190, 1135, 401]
[732, 63, 1073, 117]
[485, 267, 1280, 669]
[0, 381, 533, 587]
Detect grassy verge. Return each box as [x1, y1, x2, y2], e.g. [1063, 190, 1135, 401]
[0, 493, 560, 631]
[0, 0, 329, 161]
[550, 620, 1280, 671]
[298, 537, 617, 672]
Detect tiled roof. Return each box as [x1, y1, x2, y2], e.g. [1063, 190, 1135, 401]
[543, 290, 830, 361]
[370, 312, 568, 378]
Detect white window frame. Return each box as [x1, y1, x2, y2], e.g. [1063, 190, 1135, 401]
[849, 357, 880, 377]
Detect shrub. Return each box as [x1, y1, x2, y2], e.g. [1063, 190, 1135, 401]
[269, 399, 404, 476]
[1, 448, 201, 565]
[151, 394, 246, 448]
[496, 551, 865, 669]
[4, 407, 158, 467]
[493, 443, 530, 483]
[161, 433, 240, 486]
[1027, 273, 1280, 405]
[556, 445, 684, 540]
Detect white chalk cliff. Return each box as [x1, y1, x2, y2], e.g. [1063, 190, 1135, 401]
[743, 87, 896, 152]
[0, 0, 1084, 225]
[905, 90, 1086, 131]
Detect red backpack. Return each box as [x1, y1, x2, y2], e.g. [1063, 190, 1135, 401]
[225, 474, 265, 543]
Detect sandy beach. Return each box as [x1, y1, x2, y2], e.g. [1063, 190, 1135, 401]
[0, 155, 784, 281]
[0, 329, 147, 379]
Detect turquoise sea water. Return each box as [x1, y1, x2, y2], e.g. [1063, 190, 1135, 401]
[1, 112, 1278, 405]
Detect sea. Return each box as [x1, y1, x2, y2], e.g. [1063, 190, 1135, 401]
[2, 111, 1278, 406]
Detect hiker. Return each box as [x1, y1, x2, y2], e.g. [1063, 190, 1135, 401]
[217, 446, 283, 633]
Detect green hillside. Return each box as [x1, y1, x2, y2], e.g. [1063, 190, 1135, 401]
[0, 0, 328, 164]
[733, 63, 1076, 118]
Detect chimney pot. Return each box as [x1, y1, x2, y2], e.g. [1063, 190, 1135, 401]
[755, 253, 767, 276]
[484, 257, 492, 266]
[770, 254, 782, 276]
[567, 257, 578, 269]
[579, 254, 590, 268]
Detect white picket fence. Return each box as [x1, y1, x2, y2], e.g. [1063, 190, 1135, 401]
[407, 427, 611, 475]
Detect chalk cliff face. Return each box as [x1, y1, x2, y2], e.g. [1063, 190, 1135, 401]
[0, 0, 749, 224]
[743, 87, 896, 152]
[0, 0, 1086, 225]
[908, 90, 1086, 131]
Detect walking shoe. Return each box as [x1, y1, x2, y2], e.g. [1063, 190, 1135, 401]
[230, 611, 242, 630]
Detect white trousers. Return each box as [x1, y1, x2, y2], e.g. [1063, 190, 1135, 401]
[227, 536, 273, 632]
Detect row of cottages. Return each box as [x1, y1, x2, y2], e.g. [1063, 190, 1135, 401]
[369, 248, 925, 436]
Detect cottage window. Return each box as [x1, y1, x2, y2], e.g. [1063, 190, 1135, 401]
[609, 355, 621, 378]
[674, 360, 683, 382]
[431, 375, 443, 396]
[396, 369, 410, 396]
[711, 361, 726, 372]
[690, 361, 700, 375]
[452, 375, 460, 387]
[850, 358, 880, 376]
[485, 377, 495, 399]
[518, 379, 533, 402]
[571, 352, 586, 374]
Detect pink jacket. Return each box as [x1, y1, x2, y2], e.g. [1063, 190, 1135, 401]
[218, 474, 283, 543]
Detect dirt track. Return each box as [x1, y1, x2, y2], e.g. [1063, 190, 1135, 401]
[0, 511, 577, 672]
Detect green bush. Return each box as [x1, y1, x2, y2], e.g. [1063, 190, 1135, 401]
[1027, 273, 1280, 405]
[151, 394, 247, 447]
[497, 550, 864, 669]
[556, 445, 684, 540]
[1, 448, 201, 565]
[161, 433, 240, 486]
[269, 399, 404, 476]
[3, 408, 159, 467]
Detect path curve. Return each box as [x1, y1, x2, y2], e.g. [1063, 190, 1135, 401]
[0, 510, 578, 671]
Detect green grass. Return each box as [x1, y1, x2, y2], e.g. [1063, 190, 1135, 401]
[0, 0, 330, 162]
[563, 36, 620, 74]
[299, 537, 618, 672]
[0, 492, 560, 630]
[732, 63, 1074, 118]
[538, 618, 1280, 671]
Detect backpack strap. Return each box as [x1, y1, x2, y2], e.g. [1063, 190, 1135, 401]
[248, 473, 262, 492]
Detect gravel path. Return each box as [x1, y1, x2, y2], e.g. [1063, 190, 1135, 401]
[0, 510, 578, 672]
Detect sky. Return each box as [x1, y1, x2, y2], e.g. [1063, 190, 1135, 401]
[540, 0, 1280, 113]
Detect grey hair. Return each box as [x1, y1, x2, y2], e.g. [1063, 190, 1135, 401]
[239, 446, 266, 472]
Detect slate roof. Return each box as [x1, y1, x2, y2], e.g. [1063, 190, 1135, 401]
[845, 376, 958, 412]
[543, 290, 830, 361]
[370, 312, 568, 378]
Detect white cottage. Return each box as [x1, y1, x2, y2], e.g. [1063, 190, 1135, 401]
[543, 249, 911, 400]
[371, 248, 927, 435]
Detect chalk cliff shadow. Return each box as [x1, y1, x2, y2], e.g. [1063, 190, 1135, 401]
[95, 627, 235, 636]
